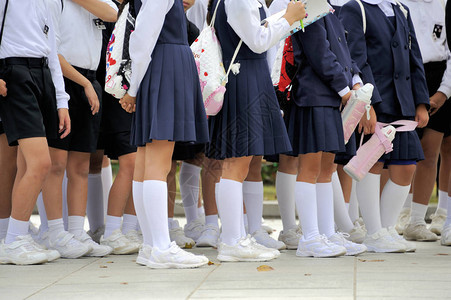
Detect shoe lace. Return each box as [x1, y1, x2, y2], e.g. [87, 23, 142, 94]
[319, 234, 334, 246]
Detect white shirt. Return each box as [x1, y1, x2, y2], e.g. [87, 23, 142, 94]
[401, 0, 451, 98]
[363, 0, 397, 16]
[186, 0, 208, 31]
[330, 0, 350, 6]
[0, 0, 69, 109]
[57, 0, 117, 71]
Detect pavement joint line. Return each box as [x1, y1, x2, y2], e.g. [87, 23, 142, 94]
[353, 256, 357, 300]
[24, 257, 102, 299]
[186, 262, 222, 299]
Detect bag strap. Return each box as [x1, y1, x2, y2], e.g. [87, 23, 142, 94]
[0, 0, 9, 47]
[355, 0, 366, 34]
[394, 0, 408, 20]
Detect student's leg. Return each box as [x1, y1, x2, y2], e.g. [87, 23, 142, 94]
[337, 165, 352, 207]
[0, 134, 17, 240]
[122, 194, 139, 236]
[332, 166, 354, 233]
[440, 167, 451, 245]
[133, 147, 151, 246]
[101, 156, 113, 218]
[244, 156, 263, 235]
[167, 161, 177, 220]
[183, 154, 204, 224]
[317, 153, 337, 238]
[86, 150, 105, 235]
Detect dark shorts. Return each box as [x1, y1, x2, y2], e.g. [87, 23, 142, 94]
[49, 67, 102, 153]
[104, 131, 137, 160]
[0, 58, 59, 146]
[0, 122, 4, 135]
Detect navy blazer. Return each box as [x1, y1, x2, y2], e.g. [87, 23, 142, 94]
[291, 13, 361, 107]
[339, 1, 429, 117]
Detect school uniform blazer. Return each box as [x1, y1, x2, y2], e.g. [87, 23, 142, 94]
[291, 13, 361, 107]
[339, 1, 429, 117]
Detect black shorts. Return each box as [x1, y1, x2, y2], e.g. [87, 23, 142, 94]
[49, 67, 102, 153]
[0, 122, 4, 135]
[0, 58, 59, 146]
[104, 131, 137, 160]
[172, 142, 205, 161]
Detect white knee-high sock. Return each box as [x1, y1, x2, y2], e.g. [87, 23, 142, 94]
[348, 180, 360, 223]
[332, 172, 354, 233]
[438, 190, 448, 211]
[133, 181, 151, 246]
[5, 217, 29, 244]
[380, 180, 411, 228]
[101, 165, 113, 219]
[36, 192, 48, 233]
[403, 193, 413, 209]
[48, 218, 65, 241]
[68, 215, 85, 237]
[86, 173, 104, 233]
[143, 180, 171, 250]
[104, 215, 122, 239]
[122, 214, 139, 234]
[217, 179, 243, 246]
[409, 202, 428, 226]
[0, 218, 9, 240]
[356, 173, 382, 235]
[445, 195, 451, 227]
[295, 182, 320, 240]
[317, 182, 335, 238]
[276, 171, 297, 232]
[179, 162, 201, 224]
[62, 172, 68, 230]
[243, 181, 263, 235]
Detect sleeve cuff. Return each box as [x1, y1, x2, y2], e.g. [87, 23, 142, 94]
[56, 94, 70, 110]
[437, 87, 451, 100]
[127, 86, 138, 98]
[338, 86, 350, 97]
[352, 74, 363, 87]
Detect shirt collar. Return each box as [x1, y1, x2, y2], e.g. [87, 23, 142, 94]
[362, 0, 397, 4]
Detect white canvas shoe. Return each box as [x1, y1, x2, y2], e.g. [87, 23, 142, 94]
[348, 221, 366, 244]
[170, 221, 196, 249]
[24, 235, 60, 262]
[217, 236, 277, 262]
[101, 229, 140, 255]
[147, 242, 209, 269]
[278, 228, 302, 250]
[0, 236, 48, 265]
[252, 229, 286, 250]
[328, 232, 367, 256]
[125, 230, 143, 245]
[403, 223, 438, 242]
[388, 227, 416, 252]
[184, 219, 204, 242]
[430, 208, 447, 235]
[40, 230, 91, 259]
[440, 225, 451, 246]
[363, 228, 406, 253]
[196, 224, 219, 247]
[296, 235, 346, 258]
[261, 218, 275, 234]
[136, 244, 152, 266]
[74, 231, 112, 257]
[395, 207, 411, 235]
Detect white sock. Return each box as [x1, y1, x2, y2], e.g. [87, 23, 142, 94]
[101, 165, 113, 219]
[332, 172, 354, 233]
[143, 180, 171, 250]
[205, 214, 219, 228]
[36, 192, 49, 233]
[179, 162, 201, 224]
[345, 203, 350, 210]
[167, 218, 175, 230]
[62, 172, 68, 230]
[403, 193, 413, 209]
[317, 182, 335, 238]
[438, 190, 448, 211]
[276, 171, 297, 232]
[68, 215, 85, 237]
[133, 181, 152, 246]
[295, 182, 320, 240]
[243, 181, 263, 235]
[356, 173, 382, 235]
[197, 206, 205, 216]
[48, 218, 65, 241]
[380, 179, 411, 228]
[5, 217, 29, 244]
[122, 214, 138, 235]
[104, 215, 122, 239]
[243, 213, 248, 235]
[0, 218, 10, 240]
[217, 179, 243, 246]
[86, 173, 104, 233]
[446, 195, 451, 227]
[409, 202, 428, 226]
[348, 180, 360, 223]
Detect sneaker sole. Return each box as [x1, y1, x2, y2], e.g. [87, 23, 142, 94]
[112, 247, 139, 255]
[404, 236, 438, 242]
[365, 246, 406, 253]
[430, 227, 442, 235]
[0, 256, 48, 265]
[296, 249, 346, 258]
[136, 256, 149, 266]
[196, 241, 217, 247]
[217, 254, 275, 262]
[344, 249, 367, 256]
[147, 260, 209, 269]
[440, 241, 451, 246]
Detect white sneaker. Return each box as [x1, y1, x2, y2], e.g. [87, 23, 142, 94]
[403, 223, 438, 242]
[278, 228, 302, 250]
[43, 230, 91, 259]
[147, 242, 209, 269]
[87, 225, 105, 244]
[217, 236, 277, 262]
[328, 233, 367, 256]
[296, 235, 346, 258]
[348, 220, 366, 244]
[0, 236, 48, 265]
[136, 244, 152, 266]
[261, 218, 275, 234]
[363, 228, 406, 253]
[125, 230, 143, 245]
[395, 207, 410, 235]
[252, 229, 286, 250]
[184, 219, 204, 242]
[24, 235, 60, 262]
[430, 208, 447, 235]
[249, 236, 281, 258]
[170, 220, 196, 249]
[388, 227, 416, 252]
[101, 229, 140, 255]
[196, 224, 219, 247]
[440, 225, 451, 246]
[74, 231, 112, 257]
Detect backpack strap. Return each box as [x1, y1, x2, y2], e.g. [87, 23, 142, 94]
[355, 0, 366, 34]
[394, 0, 408, 20]
[0, 0, 9, 47]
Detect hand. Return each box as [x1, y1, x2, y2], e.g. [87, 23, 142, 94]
[358, 105, 377, 135]
[119, 93, 136, 113]
[0, 79, 7, 97]
[415, 104, 429, 128]
[58, 108, 71, 139]
[283, 0, 306, 26]
[352, 83, 361, 91]
[341, 91, 352, 106]
[83, 83, 100, 115]
[428, 91, 447, 116]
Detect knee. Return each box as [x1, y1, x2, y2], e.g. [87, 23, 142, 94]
[32, 156, 52, 179]
[50, 158, 67, 177]
[318, 163, 336, 182]
[68, 160, 90, 178]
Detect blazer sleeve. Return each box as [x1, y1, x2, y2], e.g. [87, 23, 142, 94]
[292, 17, 349, 95]
[339, 2, 382, 105]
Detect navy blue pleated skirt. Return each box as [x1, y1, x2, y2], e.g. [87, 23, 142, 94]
[131, 43, 209, 147]
[206, 58, 292, 160]
[335, 132, 357, 165]
[287, 105, 346, 155]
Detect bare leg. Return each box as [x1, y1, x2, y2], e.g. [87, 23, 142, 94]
[0, 134, 17, 219]
[167, 161, 177, 219]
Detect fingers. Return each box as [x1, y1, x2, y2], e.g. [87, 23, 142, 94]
[358, 123, 363, 134]
[59, 116, 71, 139]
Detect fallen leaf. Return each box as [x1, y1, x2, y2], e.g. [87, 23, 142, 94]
[120, 282, 128, 285]
[106, 261, 114, 264]
[304, 273, 312, 276]
[435, 253, 449, 256]
[208, 261, 215, 265]
[358, 259, 385, 263]
[100, 265, 108, 268]
[257, 265, 274, 272]
[184, 243, 193, 249]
